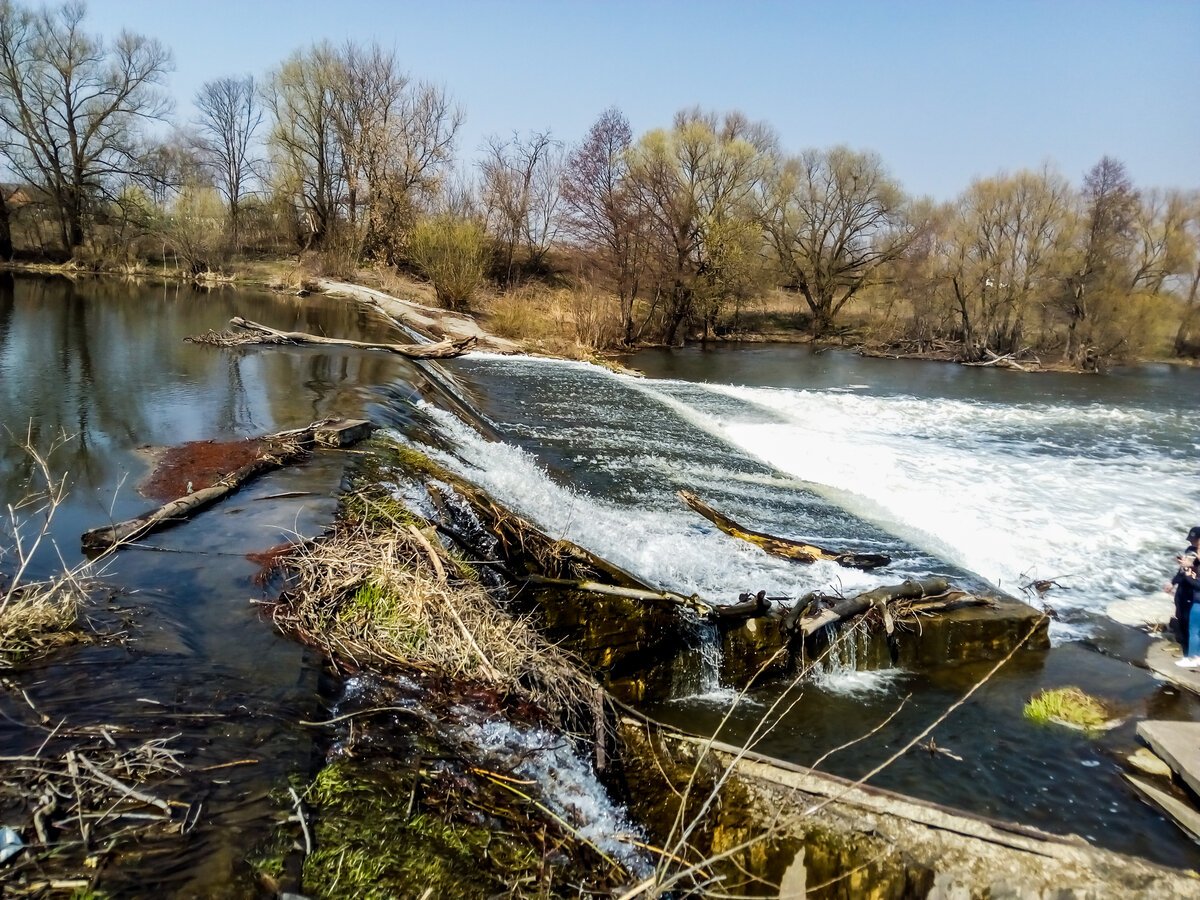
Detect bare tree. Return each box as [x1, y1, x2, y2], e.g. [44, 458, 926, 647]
[194, 75, 262, 247]
[561, 107, 648, 345]
[1058, 157, 1139, 363]
[480, 130, 562, 285]
[327, 42, 461, 261]
[939, 168, 1072, 360]
[1130, 187, 1194, 294]
[265, 44, 340, 249]
[0, 0, 172, 253]
[266, 41, 461, 259]
[762, 146, 915, 336]
[626, 109, 773, 344]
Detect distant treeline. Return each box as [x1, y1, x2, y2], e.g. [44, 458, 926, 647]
[0, 2, 1196, 362]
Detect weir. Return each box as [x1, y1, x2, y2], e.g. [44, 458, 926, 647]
[2, 277, 1199, 892]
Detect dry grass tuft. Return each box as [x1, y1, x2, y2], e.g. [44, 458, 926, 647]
[0, 430, 89, 667]
[270, 507, 598, 721]
[0, 579, 83, 667]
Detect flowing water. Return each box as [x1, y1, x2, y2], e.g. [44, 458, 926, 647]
[418, 343, 1200, 869]
[2, 276, 1199, 885]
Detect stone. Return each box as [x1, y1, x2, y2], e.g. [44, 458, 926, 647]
[1128, 747, 1174, 778]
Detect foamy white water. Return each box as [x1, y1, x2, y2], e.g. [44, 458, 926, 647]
[634, 380, 1198, 641]
[421, 352, 1199, 648]
[394, 408, 891, 605]
[460, 718, 651, 875]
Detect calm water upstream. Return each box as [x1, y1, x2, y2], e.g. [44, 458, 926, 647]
[2, 275, 1199, 885]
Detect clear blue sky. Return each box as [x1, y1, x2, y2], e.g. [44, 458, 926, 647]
[86, 0, 1199, 200]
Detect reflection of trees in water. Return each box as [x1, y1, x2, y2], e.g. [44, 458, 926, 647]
[0, 277, 414, 508]
[0, 272, 13, 350]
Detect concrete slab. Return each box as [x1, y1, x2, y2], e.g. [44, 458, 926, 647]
[314, 419, 374, 448]
[1124, 772, 1200, 843]
[1146, 640, 1200, 696]
[1137, 719, 1200, 798]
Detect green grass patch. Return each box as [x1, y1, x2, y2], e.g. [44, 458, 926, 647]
[1023, 686, 1114, 732]
[302, 760, 541, 899]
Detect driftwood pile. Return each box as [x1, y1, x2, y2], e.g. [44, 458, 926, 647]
[186, 317, 476, 359]
[0, 735, 187, 892]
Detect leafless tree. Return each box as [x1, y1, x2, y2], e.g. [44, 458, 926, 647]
[939, 168, 1073, 359]
[265, 44, 341, 249]
[194, 75, 262, 247]
[561, 107, 648, 345]
[1058, 157, 1139, 363]
[267, 41, 460, 258]
[626, 109, 773, 344]
[762, 147, 915, 336]
[480, 129, 563, 285]
[0, 0, 172, 253]
[327, 42, 461, 261]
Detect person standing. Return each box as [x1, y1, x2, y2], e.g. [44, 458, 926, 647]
[1170, 526, 1200, 668]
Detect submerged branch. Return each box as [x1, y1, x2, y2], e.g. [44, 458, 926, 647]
[678, 491, 890, 570]
[80, 419, 373, 554]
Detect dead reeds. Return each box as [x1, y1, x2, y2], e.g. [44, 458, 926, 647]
[0, 430, 89, 667]
[268, 499, 600, 724]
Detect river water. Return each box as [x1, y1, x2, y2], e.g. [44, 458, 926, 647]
[423, 343, 1200, 869]
[0, 275, 425, 893]
[1, 276, 1199, 884]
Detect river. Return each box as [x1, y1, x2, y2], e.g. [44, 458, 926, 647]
[424, 343, 1200, 869]
[1, 276, 1198, 886]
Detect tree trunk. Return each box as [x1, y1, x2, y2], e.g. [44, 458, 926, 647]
[81, 419, 374, 553]
[0, 190, 12, 261]
[678, 491, 890, 569]
[197, 318, 477, 359]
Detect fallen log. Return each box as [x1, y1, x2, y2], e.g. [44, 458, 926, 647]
[190, 317, 477, 359]
[81, 418, 374, 554]
[678, 491, 890, 570]
[713, 590, 772, 622]
[523, 574, 712, 618]
[786, 577, 951, 637]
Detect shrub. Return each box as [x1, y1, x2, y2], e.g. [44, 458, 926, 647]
[406, 215, 490, 311]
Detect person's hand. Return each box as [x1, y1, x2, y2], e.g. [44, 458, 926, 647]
[1165, 583, 1175, 594]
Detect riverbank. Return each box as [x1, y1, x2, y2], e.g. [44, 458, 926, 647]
[10, 253, 1188, 374]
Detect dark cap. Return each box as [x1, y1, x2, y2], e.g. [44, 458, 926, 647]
[1189, 526, 1200, 542]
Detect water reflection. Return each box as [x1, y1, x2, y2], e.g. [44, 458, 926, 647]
[0, 276, 430, 893]
[0, 275, 408, 574]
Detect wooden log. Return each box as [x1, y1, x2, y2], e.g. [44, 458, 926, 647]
[523, 574, 712, 618]
[713, 590, 772, 622]
[228, 317, 476, 359]
[787, 577, 951, 637]
[81, 419, 374, 554]
[678, 491, 891, 570]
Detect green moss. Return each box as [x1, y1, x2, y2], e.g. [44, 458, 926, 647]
[302, 760, 541, 899]
[1024, 686, 1114, 732]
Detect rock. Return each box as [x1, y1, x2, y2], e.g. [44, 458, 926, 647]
[1128, 747, 1174, 778]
